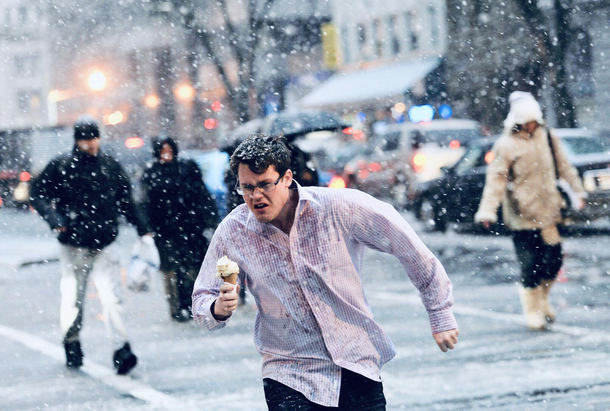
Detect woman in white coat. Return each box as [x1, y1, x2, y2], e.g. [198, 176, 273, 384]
[475, 92, 586, 330]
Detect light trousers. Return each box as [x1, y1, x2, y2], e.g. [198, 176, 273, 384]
[59, 244, 128, 346]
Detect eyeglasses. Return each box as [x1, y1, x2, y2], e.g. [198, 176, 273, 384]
[235, 174, 283, 197]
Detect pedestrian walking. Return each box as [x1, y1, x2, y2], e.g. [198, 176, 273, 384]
[140, 136, 218, 322]
[475, 91, 586, 330]
[30, 115, 152, 374]
[193, 134, 459, 410]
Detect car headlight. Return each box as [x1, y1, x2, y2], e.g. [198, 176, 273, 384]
[13, 182, 30, 202]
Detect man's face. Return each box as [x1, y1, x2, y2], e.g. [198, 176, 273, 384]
[76, 138, 100, 156]
[237, 164, 292, 224]
[160, 143, 174, 163]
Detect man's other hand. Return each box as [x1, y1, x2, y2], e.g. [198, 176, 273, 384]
[433, 328, 459, 352]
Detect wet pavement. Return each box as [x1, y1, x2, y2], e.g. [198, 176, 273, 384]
[0, 208, 609, 410]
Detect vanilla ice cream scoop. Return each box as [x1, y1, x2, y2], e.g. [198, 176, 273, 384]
[216, 256, 240, 285]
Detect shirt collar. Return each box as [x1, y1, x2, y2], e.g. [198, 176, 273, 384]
[294, 180, 321, 208]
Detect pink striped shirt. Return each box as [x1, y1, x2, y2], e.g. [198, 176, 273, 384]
[192, 184, 457, 407]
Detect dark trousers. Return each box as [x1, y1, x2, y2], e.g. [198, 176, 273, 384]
[511, 230, 563, 288]
[264, 369, 386, 411]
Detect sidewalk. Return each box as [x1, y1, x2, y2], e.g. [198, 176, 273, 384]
[0, 208, 137, 269]
[0, 209, 59, 269]
[0, 237, 59, 269]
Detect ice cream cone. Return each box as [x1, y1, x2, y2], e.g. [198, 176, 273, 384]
[216, 256, 240, 286]
[223, 272, 238, 285]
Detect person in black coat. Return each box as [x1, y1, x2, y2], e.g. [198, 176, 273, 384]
[141, 136, 218, 322]
[31, 115, 151, 375]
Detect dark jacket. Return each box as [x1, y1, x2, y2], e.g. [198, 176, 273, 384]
[31, 146, 150, 249]
[141, 139, 218, 271]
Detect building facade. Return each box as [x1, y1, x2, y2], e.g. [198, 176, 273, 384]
[573, 1, 610, 134]
[332, 0, 447, 70]
[0, 0, 51, 129]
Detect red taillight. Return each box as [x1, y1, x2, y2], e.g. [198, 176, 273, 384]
[328, 175, 346, 189]
[449, 140, 460, 150]
[357, 169, 369, 179]
[204, 118, 218, 130]
[353, 130, 364, 140]
[342, 127, 353, 135]
[412, 153, 428, 172]
[368, 162, 382, 172]
[485, 151, 495, 164]
[20, 171, 31, 182]
[125, 137, 144, 149]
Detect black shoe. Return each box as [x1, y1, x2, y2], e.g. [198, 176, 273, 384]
[171, 308, 192, 322]
[113, 343, 137, 375]
[64, 340, 83, 368]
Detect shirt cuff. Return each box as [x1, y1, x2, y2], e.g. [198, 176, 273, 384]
[193, 297, 230, 330]
[428, 308, 458, 334]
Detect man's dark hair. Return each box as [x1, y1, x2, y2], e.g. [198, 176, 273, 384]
[230, 134, 291, 176]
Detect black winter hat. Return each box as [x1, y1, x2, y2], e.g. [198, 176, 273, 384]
[74, 115, 100, 140]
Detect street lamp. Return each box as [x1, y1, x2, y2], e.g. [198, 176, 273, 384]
[47, 70, 109, 126]
[174, 83, 195, 101]
[88, 71, 107, 91]
[145, 94, 160, 109]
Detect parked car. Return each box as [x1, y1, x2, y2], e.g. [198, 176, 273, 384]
[182, 149, 230, 219]
[0, 126, 73, 208]
[416, 129, 610, 231]
[343, 119, 484, 202]
[312, 141, 368, 188]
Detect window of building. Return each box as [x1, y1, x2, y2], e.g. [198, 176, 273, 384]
[357, 24, 367, 59]
[18, 6, 27, 24]
[428, 6, 439, 46]
[17, 90, 41, 113]
[14, 54, 39, 78]
[373, 19, 384, 59]
[387, 15, 400, 56]
[128, 51, 141, 82]
[568, 28, 594, 98]
[341, 25, 351, 64]
[4, 8, 11, 27]
[404, 11, 418, 51]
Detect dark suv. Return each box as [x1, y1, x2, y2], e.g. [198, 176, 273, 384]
[416, 129, 610, 232]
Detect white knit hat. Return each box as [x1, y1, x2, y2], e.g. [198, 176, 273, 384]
[503, 91, 544, 129]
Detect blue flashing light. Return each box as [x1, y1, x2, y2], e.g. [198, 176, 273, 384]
[408, 105, 435, 124]
[439, 104, 453, 119]
[355, 111, 367, 123]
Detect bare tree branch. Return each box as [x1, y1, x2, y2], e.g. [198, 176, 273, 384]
[217, 0, 241, 57]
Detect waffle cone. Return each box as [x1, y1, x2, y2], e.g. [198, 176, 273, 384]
[223, 272, 238, 285]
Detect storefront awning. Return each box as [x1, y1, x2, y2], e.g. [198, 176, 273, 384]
[297, 58, 441, 108]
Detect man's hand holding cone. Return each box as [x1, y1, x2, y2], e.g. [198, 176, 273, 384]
[213, 256, 241, 319]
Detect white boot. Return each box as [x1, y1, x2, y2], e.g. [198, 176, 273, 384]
[517, 284, 547, 330]
[539, 279, 556, 323]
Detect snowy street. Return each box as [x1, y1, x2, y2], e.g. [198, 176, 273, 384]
[1, 208, 609, 410]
